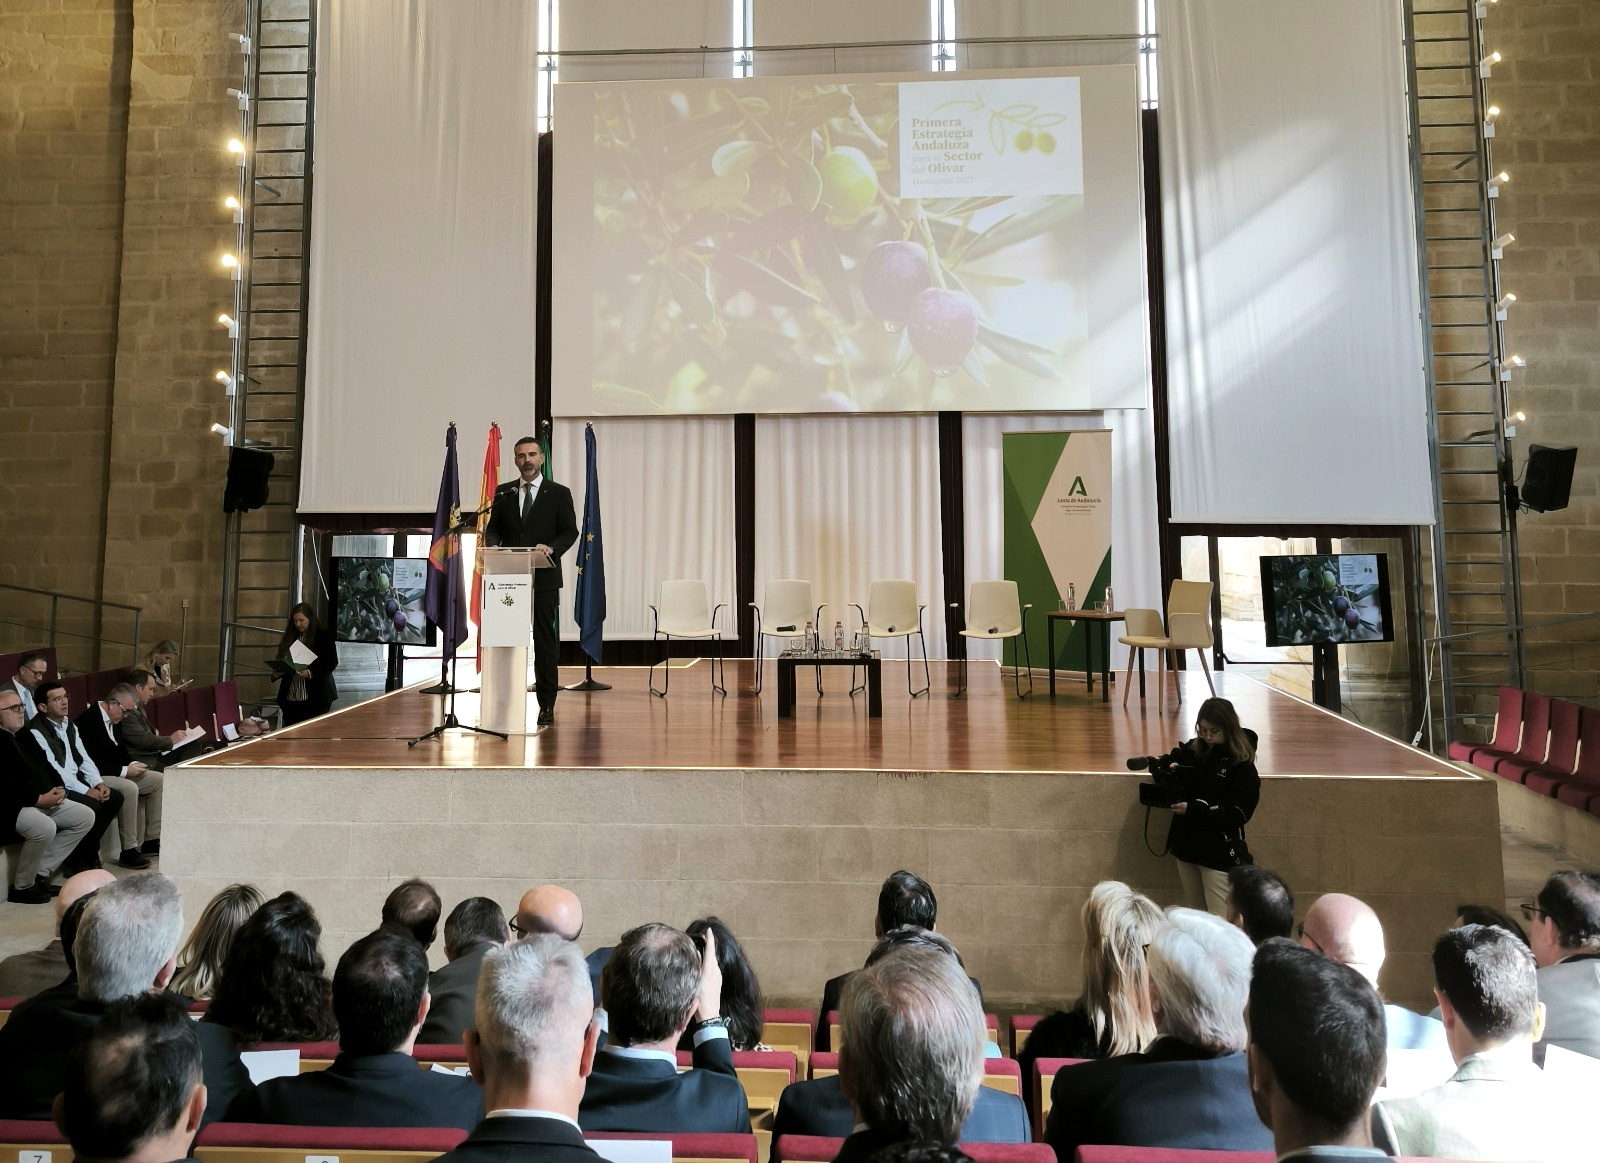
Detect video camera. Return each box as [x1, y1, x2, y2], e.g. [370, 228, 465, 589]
[1128, 754, 1194, 809]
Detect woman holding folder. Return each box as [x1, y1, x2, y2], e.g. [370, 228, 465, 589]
[274, 602, 338, 726]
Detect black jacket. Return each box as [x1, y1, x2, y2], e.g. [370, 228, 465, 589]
[1043, 1037, 1272, 1161]
[578, 1037, 748, 1133]
[1157, 730, 1261, 872]
[831, 1127, 909, 1163]
[0, 728, 54, 834]
[483, 477, 578, 591]
[275, 627, 339, 706]
[436, 1115, 602, 1163]
[419, 946, 494, 1046]
[816, 969, 984, 1051]
[773, 1076, 1028, 1144]
[1016, 1004, 1108, 1123]
[0, 983, 257, 1125]
[73, 704, 134, 779]
[256, 1050, 484, 1131]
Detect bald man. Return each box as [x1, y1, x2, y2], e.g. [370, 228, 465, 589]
[0, 869, 115, 997]
[514, 885, 611, 1005]
[1299, 892, 1446, 1051]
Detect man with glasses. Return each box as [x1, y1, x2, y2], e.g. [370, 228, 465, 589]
[0, 688, 94, 903]
[24, 681, 142, 871]
[1522, 870, 1600, 1060]
[1298, 893, 1447, 1051]
[9, 652, 50, 722]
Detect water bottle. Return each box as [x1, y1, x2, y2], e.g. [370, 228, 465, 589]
[1067, 583, 1076, 612]
[1104, 585, 1114, 612]
[803, 620, 814, 654]
[833, 620, 845, 654]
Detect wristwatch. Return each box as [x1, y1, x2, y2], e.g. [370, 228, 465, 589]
[689, 1016, 729, 1033]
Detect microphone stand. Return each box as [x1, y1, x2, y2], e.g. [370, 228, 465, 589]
[418, 506, 488, 696]
[410, 510, 505, 746]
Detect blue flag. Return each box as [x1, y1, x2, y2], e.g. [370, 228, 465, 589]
[424, 424, 469, 663]
[574, 424, 607, 663]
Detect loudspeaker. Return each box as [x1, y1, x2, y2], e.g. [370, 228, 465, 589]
[1522, 444, 1577, 513]
[223, 447, 275, 513]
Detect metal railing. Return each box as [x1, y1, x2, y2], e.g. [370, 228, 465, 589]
[0, 584, 143, 672]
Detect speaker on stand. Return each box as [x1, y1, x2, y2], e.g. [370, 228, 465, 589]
[1519, 444, 1578, 514]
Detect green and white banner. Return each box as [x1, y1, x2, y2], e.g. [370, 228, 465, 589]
[1003, 430, 1112, 674]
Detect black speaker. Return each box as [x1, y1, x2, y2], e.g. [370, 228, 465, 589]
[223, 447, 275, 513]
[1522, 444, 1577, 513]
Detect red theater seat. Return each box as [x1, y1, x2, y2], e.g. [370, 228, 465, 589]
[214, 679, 244, 735]
[0, 1120, 67, 1146]
[762, 1008, 816, 1068]
[1033, 1057, 1087, 1138]
[1073, 1150, 1273, 1163]
[185, 684, 219, 741]
[1480, 692, 1550, 777]
[587, 1132, 759, 1163]
[86, 667, 124, 704]
[1509, 698, 1582, 791]
[194, 1122, 467, 1159]
[150, 690, 187, 736]
[1011, 1013, 1042, 1057]
[775, 1138, 1050, 1163]
[1448, 686, 1521, 766]
[412, 1043, 469, 1065]
[59, 673, 88, 713]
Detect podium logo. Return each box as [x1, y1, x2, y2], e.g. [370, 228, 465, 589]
[1068, 476, 1088, 497]
[899, 76, 1082, 199]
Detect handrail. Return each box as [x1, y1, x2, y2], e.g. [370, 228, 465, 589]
[0, 583, 143, 668]
[1423, 612, 1600, 647]
[0, 583, 141, 613]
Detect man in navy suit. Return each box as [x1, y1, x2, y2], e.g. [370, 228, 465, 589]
[773, 1074, 1027, 1144]
[578, 923, 748, 1133]
[440, 936, 605, 1163]
[482, 435, 578, 726]
[256, 928, 483, 1131]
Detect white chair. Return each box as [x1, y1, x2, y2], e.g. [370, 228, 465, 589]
[950, 580, 1032, 698]
[1118, 607, 1167, 709]
[648, 579, 726, 697]
[851, 580, 931, 698]
[749, 579, 825, 696]
[1117, 580, 1217, 712]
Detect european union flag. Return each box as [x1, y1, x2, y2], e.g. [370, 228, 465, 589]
[574, 424, 606, 663]
[424, 423, 469, 664]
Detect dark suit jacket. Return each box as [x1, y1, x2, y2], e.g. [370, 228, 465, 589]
[116, 702, 176, 765]
[816, 969, 983, 1051]
[773, 1076, 1028, 1144]
[483, 477, 578, 590]
[0, 728, 55, 836]
[1043, 1037, 1272, 1161]
[420, 946, 493, 1046]
[436, 1114, 602, 1163]
[0, 939, 69, 998]
[831, 1127, 910, 1163]
[74, 704, 134, 779]
[0, 983, 256, 1125]
[257, 1050, 483, 1131]
[578, 1036, 748, 1133]
[275, 627, 339, 707]
[587, 946, 613, 1005]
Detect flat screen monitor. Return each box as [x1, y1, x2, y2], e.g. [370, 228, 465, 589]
[1259, 553, 1394, 647]
[332, 557, 435, 645]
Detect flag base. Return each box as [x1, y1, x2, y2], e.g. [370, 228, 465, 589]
[418, 682, 458, 695]
[565, 660, 610, 691]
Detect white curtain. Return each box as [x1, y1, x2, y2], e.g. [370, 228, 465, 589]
[753, 0, 930, 75]
[553, 417, 737, 641]
[558, 0, 736, 81]
[1158, 0, 1433, 524]
[954, 0, 1140, 69]
[301, 0, 539, 513]
[755, 415, 947, 657]
[962, 410, 1160, 664]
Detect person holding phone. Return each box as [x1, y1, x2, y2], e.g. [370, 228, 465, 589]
[275, 603, 338, 727]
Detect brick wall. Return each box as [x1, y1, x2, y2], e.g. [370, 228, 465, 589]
[1493, 0, 1600, 700]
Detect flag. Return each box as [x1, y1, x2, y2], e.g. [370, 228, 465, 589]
[574, 423, 607, 663]
[424, 423, 469, 664]
[469, 422, 502, 663]
[537, 419, 558, 643]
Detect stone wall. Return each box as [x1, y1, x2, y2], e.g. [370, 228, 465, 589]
[1493, 0, 1600, 699]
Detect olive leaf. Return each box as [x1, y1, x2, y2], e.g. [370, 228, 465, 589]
[790, 89, 857, 133]
[712, 139, 766, 177]
[727, 203, 821, 253]
[664, 262, 720, 330]
[595, 381, 668, 412]
[891, 326, 916, 377]
[668, 170, 750, 213]
[780, 148, 823, 212]
[956, 196, 1082, 262]
[962, 348, 989, 387]
[976, 323, 1062, 382]
[798, 222, 856, 324]
[714, 254, 819, 308]
[621, 264, 665, 353]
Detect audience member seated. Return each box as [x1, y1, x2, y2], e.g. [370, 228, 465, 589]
[861, 1143, 976, 1163]
[1455, 903, 1528, 946]
[0, 868, 113, 995]
[440, 936, 604, 1163]
[1246, 939, 1389, 1161]
[513, 884, 604, 999]
[54, 993, 208, 1163]
[421, 896, 511, 1046]
[1226, 865, 1295, 944]
[1044, 907, 1271, 1161]
[113, 672, 206, 770]
[816, 870, 980, 1050]
[830, 943, 987, 1163]
[170, 883, 264, 1001]
[1374, 923, 1575, 1161]
[74, 690, 164, 862]
[774, 929, 1027, 1145]
[1299, 892, 1446, 1051]
[203, 890, 337, 1044]
[0, 872, 256, 1124]
[1017, 881, 1162, 1090]
[10, 651, 49, 721]
[1525, 869, 1600, 1059]
[145, 640, 182, 695]
[578, 922, 748, 1133]
[681, 916, 769, 1052]
[1, 686, 95, 903]
[257, 927, 483, 1131]
[382, 877, 443, 950]
[21, 680, 129, 872]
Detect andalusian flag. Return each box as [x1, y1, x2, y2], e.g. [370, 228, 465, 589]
[469, 423, 501, 661]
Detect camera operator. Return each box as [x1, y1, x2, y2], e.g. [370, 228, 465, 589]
[1131, 697, 1259, 917]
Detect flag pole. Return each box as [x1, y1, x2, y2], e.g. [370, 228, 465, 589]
[567, 421, 611, 691]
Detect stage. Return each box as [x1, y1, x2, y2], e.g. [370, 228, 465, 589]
[167, 661, 1501, 1011]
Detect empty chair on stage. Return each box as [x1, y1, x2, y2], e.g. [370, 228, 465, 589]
[750, 579, 825, 695]
[951, 580, 1032, 699]
[852, 580, 930, 697]
[649, 580, 727, 697]
[1119, 580, 1215, 711]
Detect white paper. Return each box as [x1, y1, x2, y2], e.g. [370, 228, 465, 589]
[240, 1048, 301, 1084]
[221, 722, 239, 741]
[288, 640, 318, 666]
[1375, 1048, 1457, 1101]
[585, 1141, 671, 1163]
[428, 1063, 472, 1076]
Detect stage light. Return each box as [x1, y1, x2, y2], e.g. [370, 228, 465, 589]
[227, 138, 246, 164]
[227, 87, 249, 112]
[221, 253, 241, 280]
[217, 313, 238, 338]
[210, 423, 234, 445]
[1480, 50, 1501, 78]
[1488, 170, 1509, 197]
[224, 195, 242, 223]
[233, 32, 251, 55]
[215, 371, 236, 393]
[1484, 104, 1500, 136]
[1495, 292, 1516, 319]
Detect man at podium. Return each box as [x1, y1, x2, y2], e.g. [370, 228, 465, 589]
[484, 436, 578, 725]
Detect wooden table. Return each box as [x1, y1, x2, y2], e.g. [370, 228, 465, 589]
[777, 649, 882, 718]
[1046, 610, 1125, 702]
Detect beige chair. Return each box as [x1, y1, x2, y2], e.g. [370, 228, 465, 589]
[851, 580, 930, 697]
[1118, 607, 1167, 708]
[649, 579, 727, 697]
[749, 578, 825, 696]
[1117, 580, 1216, 711]
[950, 580, 1032, 698]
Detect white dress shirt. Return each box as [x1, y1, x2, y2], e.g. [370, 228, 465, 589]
[11, 679, 37, 721]
[98, 705, 134, 778]
[484, 1108, 580, 1128]
[36, 715, 102, 793]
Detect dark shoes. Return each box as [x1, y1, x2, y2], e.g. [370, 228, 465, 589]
[64, 857, 103, 874]
[537, 708, 555, 726]
[8, 884, 52, 905]
[34, 876, 62, 897]
[140, 838, 160, 856]
[118, 848, 151, 870]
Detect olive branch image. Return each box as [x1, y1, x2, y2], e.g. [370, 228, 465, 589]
[933, 95, 1069, 155]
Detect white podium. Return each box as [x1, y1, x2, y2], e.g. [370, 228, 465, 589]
[478, 546, 550, 734]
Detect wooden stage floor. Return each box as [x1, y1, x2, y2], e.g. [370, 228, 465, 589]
[192, 660, 1467, 780]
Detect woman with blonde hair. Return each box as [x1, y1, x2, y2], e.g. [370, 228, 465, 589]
[171, 883, 263, 1000]
[1018, 881, 1163, 1100]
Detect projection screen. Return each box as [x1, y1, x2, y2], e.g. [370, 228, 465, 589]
[552, 66, 1148, 416]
